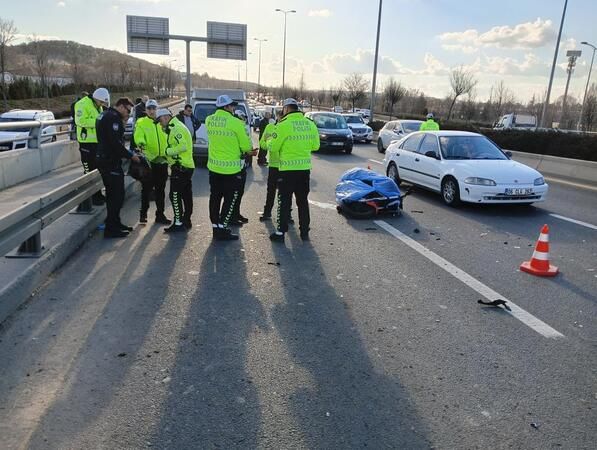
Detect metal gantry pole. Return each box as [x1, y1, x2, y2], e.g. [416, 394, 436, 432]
[369, 0, 383, 122]
[185, 40, 191, 104]
[540, 0, 568, 128]
[578, 42, 596, 130]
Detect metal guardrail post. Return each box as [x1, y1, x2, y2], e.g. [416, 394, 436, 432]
[6, 231, 46, 258]
[29, 122, 41, 149]
[72, 197, 94, 215]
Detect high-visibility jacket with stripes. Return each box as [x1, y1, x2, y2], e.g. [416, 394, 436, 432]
[74, 95, 103, 143]
[134, 116, 168, 164]
[164, 117, 195, 169]
[270, 112, 320, 172]
[259, 122, 278, 168]
[420, 119, 440, 131]
[206, 109, 253, 175]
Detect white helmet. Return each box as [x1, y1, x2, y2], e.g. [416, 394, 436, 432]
[155, 108, 172, 120]
[426, 113, 435, 120]
[92, 87, 110, 106]
[146, 99, 158, 109]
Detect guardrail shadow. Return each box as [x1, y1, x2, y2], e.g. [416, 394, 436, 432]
[268, 237, 431, 448]
[149, 241, 268, 448]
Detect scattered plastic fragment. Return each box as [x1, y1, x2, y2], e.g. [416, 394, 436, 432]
[413, 228, 420, 234]
[117, 352, 127, 357]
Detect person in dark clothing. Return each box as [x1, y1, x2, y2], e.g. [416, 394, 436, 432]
[176, 104, 201, 142]
[96, 97, 140, 238]
[257, 112, 272, 165]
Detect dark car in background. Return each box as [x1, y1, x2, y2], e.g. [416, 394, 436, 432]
[306, 112, 353, 154]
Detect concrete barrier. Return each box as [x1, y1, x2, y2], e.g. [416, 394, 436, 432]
[510, 150, 597, 186]
[0, 140, 79, 190]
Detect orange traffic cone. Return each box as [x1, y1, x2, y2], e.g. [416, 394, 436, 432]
[520, 224, 559, 277]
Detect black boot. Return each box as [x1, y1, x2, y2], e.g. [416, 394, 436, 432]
[155, 213, 172, 225]
[164, 223, 186, 233]
[259, 210, 272, 222]
[269, 232, 285, 242]
[119, 222, 133, 232]
[183, 217, 192, 230]
[92, 192, 106, 206]
[236, 214, 249, 224]
[213, 227, 239, 241]
[139, 210, 148, 224]
[104, 228, 129, 238]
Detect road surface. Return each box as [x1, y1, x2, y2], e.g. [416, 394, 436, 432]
[0, 141, 595, 449]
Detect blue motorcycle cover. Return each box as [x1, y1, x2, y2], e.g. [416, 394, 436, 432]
[335, 168, 401, 204]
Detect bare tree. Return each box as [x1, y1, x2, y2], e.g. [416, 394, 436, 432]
[343, 72, 368, 111]
[118, 60, 131, 91]
[30, 36, 54, 102]
[581, 83, 597, 131]
[462, 90, 478, 122]
[0, 18, 17, 110]
[298, 70, 306, 100]
[330, 85, 344, 107]
[447, 66, 477, 120]
[316, 89, 327, 106]
[382, 77, 406, 119]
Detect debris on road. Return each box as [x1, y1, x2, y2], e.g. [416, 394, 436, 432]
[267, 262, 281, 266]
[478, 299, 512, 312]
[411, 210, 424, 214]
[117, 352, 127, 357]
[413, 228, 420, 234]
[530, 422, 540, 429]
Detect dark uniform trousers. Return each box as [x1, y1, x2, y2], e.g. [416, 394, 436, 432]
[209, 171, 243, 227]
[264, 167, 279, 215]
[169, 166, 194, 224]
[232, 167, 247, 219]
[141, 162, 169, 216]
[98, 165, 125, 231]
[277, 169, 310, 233]
[79, 142, 103, 201]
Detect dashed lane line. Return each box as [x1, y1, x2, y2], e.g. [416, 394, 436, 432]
[308, 199, 565, 339]
[549, 213, 597, 231]
[368, 159, 384, 165]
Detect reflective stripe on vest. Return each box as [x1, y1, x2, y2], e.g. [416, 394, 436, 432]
[208, 157, 243, 169]
[279, 158, 311, 168]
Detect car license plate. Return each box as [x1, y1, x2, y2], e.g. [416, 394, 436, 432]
[505, 188, 533, 196]
[331, 142, 343, 146]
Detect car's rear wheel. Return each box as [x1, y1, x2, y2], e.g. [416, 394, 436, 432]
[377, 138, 385, 153]
[441, 177, 461, 207]
[344, 145, 353, 154]
[387, 163, 401, 185]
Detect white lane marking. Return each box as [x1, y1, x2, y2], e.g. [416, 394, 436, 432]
[308, 199, 337, 210]
[368, 159, 384, 165]
[372, 220, 564, 339]
[549, 213, 597, 231]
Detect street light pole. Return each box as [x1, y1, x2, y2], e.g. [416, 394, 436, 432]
[369, 0, 383, 122]
[245, 52, 252, 92]
[578, 41, 596, 130]
[275, 8, 296, 92]
[540, 0, 568, 128]
[254, 38, 267, 100]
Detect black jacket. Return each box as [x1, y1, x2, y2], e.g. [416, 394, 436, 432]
[96, 107, 133, 168]
[258, 117, 270, 140]
[176, 111, 200, 133]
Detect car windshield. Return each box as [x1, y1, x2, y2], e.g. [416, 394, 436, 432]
[345, 115, 365, 124]
[312, 114, 348, 130]
[401, 122, 421, 133]
[439, 136, 507, 160]
[0, 117, 31, 133]
[194, 104, 217, 123]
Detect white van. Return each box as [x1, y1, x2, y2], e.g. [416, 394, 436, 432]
[0, 109, 56, 151]
[493, 113, 537, 131]
[191, 89, 252, 161]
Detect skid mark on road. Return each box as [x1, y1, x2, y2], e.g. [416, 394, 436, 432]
[308, 199, 564, 339]
[549, 213, 597, 231]
[373, 220, 564, 339]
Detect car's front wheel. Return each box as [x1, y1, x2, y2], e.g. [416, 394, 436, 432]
[387, 162, 401, 185]
[441, 177, 461, 207]
[377, 138, 385, 153]
[344, 145, 353, 154]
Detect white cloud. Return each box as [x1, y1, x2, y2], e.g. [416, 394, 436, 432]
[439, 18, 556, 51]
[323, 48, 402, 75]
[308, 9, 332, 18]
[14, 33, 61, 43]
[57, 1, 66, 6]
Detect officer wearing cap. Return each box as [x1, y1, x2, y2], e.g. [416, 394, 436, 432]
[270, 98, 320, 242]
[155, 108, 195, 233]
[96, 97, 140, 238]
[74, 87, 110, 205]
[133, 99, 171, 226]
[420, 113, 440, 131]
[205, 95, 256, 241]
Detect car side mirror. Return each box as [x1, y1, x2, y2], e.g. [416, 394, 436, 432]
[425, 150, 439, 159]
[505, 150, 513, 158]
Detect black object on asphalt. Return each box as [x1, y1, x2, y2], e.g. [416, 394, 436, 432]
[478, 299, 512, 311]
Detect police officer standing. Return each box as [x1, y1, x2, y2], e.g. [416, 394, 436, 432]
[270, 98, 320, 242]
[419, 113, 440, 131]
[205, 95, 255, 241]
[133, 99, 171, 225]
[155, 108, 195, 233]
[96, 98, 139, 238]
[74, 87, 110, 205]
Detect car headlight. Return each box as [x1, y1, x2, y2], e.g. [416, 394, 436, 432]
[464, 177, 496, 186]
[197, 138, 207, 146]
[319, 134, 327, 139]
[366, 127, 372, 132]
[534, 177, 545, 186]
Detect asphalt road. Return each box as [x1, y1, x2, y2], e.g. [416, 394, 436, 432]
[0, 141, 595, 449]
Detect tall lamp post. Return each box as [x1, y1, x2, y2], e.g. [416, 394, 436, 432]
[578, 41, 596, 130]
[369, 0, 383, 122]
[245, 52, 252, 91]
[275, 8, 296, 92]
[254, 38, 268, 100]
[540, 0, 568, 128]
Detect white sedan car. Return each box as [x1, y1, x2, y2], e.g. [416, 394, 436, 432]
[377, 120, 423, 153]
[383, 131, 548, 206]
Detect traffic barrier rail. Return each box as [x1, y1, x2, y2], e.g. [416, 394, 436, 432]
[0, 170, 103, 258]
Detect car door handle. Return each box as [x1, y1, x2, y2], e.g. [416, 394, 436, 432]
[415, 158, 420, 162]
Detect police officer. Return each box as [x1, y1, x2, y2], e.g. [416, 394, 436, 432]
[231, 108, 251, 226]
[258, 118, 278, 221]
[270, 98, 320, 242]
[155, 108, 195, 233]
[74, 87, 109, 205]
[419, 113, 440, 131]
[205, 95, 255, 241]
[96, 97, 140, 238]
[133, 99, 171, 225]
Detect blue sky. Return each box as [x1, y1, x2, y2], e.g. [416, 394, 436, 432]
[3, 0, 596, 101]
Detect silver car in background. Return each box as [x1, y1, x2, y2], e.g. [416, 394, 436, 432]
[377, 119, 423, 153]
